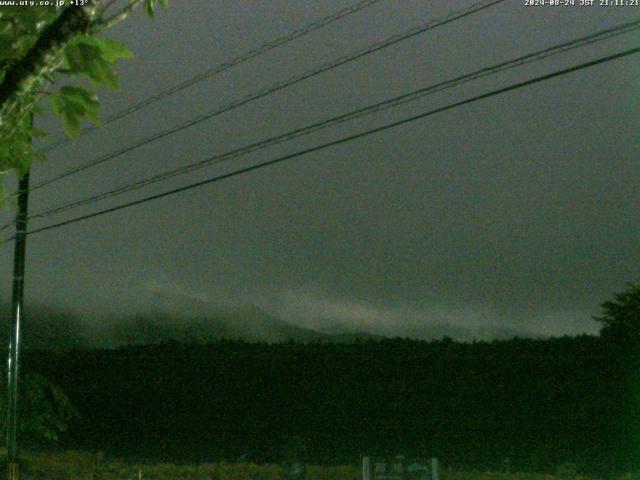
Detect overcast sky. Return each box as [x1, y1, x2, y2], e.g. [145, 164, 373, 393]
[1, 0, 638, 338]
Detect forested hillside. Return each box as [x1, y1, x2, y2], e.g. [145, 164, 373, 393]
[22, 335, 638, 475]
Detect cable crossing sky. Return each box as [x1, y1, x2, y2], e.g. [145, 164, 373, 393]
[15, 16, 640, 229]
[28, 0, 506, 193]
[3, 44, 636, 245]
[37, 0, 387, 154]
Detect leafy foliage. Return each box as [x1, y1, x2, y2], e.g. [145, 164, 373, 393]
[50, 85, 100, 138]
[0, 372, 77, 443]
[0, 1, 167, 195]
[0, 9, 56, 173]
[594, 282, 640, 340]
[0, 9, 59, 69]
[62, 34, 133, 90]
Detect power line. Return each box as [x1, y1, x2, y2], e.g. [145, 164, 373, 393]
[38, 0, 387, 154]
[11, 45, 639, 242]
[29, 0, 505, 192]
[18, 17, 640, 225]
[32, 0, 503, 190]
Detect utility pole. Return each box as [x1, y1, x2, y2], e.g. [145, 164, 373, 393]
[6, 144, 31, 480]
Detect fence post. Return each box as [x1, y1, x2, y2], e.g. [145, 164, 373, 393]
[363, 456, 371, 480]
[431, 458, 438, 480]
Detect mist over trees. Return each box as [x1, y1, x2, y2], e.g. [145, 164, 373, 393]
[0, 303, 87, 351]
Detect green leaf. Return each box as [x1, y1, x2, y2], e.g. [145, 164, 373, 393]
[0, 33, 16, 62]
[145, 0, 156, 18]
[0, 143, 12, 167]
[63, 42, 89, 72]
[90, 56, 120, 89]
[50, 86, 101, 138]
[63, 35, 132, 90]
[144, 0, 168, 19]
[51, 95, 80, 137]
[60, 86, 100, 121]
[98, 38, 133, 62]
[72, 35, 133, 62]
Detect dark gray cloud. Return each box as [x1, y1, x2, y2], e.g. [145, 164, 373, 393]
[1, 0, 638, 338]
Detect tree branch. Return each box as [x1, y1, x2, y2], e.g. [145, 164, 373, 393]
[0, 2, 96, 120]
[96, 0, 144, 30]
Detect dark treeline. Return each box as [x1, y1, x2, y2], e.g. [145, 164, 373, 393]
[21, 335, 639, 475]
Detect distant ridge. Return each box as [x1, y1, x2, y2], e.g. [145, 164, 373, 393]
[0, 293, 546, 351]
[312, 316, 542, 342]
[106, 291, 328, 345]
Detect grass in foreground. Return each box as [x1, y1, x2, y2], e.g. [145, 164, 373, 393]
[0, 450, 615, 480]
